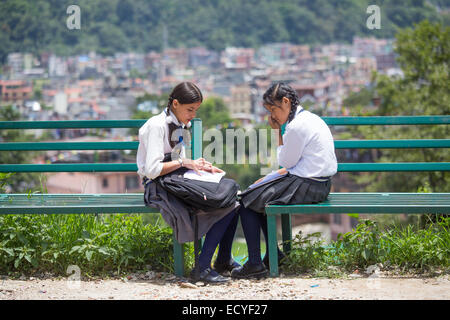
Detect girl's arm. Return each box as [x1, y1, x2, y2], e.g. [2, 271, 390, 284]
[268, 115, 283, 146]
[159, 160, 184, 176]
[160, 158, 223, 176]
[277, 125, 305, 169]
[252, 168, 287, 185]
[269, 115, 306, 169]
[142, 124, 222, 178]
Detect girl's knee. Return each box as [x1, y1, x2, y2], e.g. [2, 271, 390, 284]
[238, 205, 258, 217]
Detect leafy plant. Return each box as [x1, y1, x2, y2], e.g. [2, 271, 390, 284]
[0, 213, 176, 277]
[283, 231, 328, 274]
[283, 217, 449, 276]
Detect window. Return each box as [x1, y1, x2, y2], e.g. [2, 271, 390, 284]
[333, 214, 341, 225]
[125, 176, 139, 189]
[102, 178, 108, 188]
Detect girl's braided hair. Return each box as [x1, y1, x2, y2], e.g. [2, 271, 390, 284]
[262, 82, 301, 123]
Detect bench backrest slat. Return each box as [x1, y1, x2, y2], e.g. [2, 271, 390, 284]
[1, 162, 449, 173]
[1, 139, 449, 151]
[1, 115, 449, 129]
[322, 115, 450, 125]
[0, 120, 146, 129]
[0, 116, 448, 173]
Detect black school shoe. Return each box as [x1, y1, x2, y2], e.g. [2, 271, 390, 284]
[190, 267, 230, 284]
[230, 261, 269, 279]
[213, 259, 242, 276]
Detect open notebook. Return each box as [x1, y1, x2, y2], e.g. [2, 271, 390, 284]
[183, 170, 226, 183]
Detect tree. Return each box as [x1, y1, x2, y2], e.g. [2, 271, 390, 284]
[349, 21, 449, 193]
[0, 0, 447, 60]
[0, 106, 41, 192]
[195, 96, 232, 130]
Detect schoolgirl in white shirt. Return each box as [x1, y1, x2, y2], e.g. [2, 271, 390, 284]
[232, 82, 338, 279]
[138, 82, 241, 283]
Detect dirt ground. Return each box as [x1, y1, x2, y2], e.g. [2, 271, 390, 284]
[0, 271, 449, 300]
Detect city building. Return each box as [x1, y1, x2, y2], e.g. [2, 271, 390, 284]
[46, 172, 143, 194]
[0, 79, 33, 104]
[229, 84, 252, 116]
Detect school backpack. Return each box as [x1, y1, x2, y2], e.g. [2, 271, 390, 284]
[155, 167, 239, 211]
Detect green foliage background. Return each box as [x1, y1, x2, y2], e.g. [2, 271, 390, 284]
[343, 21, 449, 193]
[0, 0, 448, 62]
[0, 106, 41, 192]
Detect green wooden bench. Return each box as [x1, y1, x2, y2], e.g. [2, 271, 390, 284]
[265, 115, 450, 276]
[1, 116, 450, 278]
[0, 118, 204, 277]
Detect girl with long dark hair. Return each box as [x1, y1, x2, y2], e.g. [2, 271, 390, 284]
[232, 82, 338, 279]
[137, 82, 241, 283]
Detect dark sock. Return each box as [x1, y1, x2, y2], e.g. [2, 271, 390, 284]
[198, 209, 238, 272]
[215, 210, 239, 264]
[238, 206, 263, 265]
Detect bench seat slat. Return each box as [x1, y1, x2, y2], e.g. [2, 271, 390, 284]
[3, 193, 448, 215]
[266, 193, 450, 214]
[0, 193, 158, 214]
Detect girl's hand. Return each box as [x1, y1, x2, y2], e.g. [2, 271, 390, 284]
[182, 158, 224, 175]
[209, 165, 224, 174]
[182, 158, 206, 175]
[198, 160, 224, 174]
[268, 115, 281, 130]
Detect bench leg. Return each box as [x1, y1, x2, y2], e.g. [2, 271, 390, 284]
[267, 214, 279, 277]
[173, 234, 185, 277]
[281, 214, 292, 254]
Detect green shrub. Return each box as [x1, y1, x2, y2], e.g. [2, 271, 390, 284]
[0, 213, 179, 277]
[283, 217, 449, 276]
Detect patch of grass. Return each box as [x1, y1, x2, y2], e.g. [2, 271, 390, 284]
[2, 211, 447, 279]
[283, 217, 450, 277]
[0, 213, 175, 278]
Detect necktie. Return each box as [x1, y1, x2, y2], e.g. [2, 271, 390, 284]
[177, 125, 184, 145]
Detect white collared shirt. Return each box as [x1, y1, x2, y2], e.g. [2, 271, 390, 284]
[277, 107, 338, 178]
[137, 110, 187, 180]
